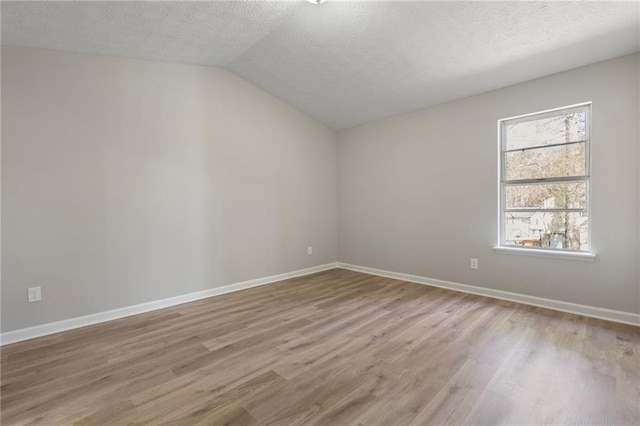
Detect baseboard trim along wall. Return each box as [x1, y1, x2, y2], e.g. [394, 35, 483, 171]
[338, 262, 640, 327]
[0, 262, 339, 346]
[4, 260, 637, 345]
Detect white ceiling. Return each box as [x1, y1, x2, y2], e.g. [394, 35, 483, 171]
[2, 1, 639, 129]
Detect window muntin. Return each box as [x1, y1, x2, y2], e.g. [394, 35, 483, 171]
[499, 104, 590, 252]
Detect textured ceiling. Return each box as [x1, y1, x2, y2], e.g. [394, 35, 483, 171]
[2, 1, 639, 129]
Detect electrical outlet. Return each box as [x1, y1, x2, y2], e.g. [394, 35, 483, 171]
[470, 258, 478, 270]
[307, 246, 313, 255]
[28, 286, 42, 303]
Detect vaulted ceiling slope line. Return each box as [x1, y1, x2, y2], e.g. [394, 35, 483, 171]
[2, 1, 639, 129]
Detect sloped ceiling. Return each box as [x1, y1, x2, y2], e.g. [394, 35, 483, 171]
[2, 0, 639, 129]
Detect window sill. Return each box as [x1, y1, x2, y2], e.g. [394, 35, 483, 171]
[493, 246, 596, 262]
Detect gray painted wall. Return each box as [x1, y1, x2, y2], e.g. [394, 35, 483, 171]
[2, 48, 638, 334]
[2, 47, 338, 332]
[338, 54, 639, 314]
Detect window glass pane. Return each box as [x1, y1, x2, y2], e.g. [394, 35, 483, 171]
[504, 212, 588, 250]
[505, 143, 585, 181]
[505, 182, 587, 210]
[506, 111, 586, 150]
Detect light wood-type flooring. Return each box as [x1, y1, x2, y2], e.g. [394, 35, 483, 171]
[1, 269, 639, 425]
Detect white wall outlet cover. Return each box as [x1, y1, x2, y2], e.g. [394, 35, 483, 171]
[307, 246, 313, 255]
[470, 258, 479, 270]
[28, 286, 42, 303]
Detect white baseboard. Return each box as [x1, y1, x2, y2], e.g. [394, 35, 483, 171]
[4, 260, 636, 345]
[0, 262, 339, 346]
[338, 262, 640, 327]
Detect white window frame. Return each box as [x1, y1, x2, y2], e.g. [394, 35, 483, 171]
[494, 102, 595, 261]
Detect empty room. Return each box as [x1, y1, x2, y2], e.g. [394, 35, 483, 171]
[1, 0, 639, 424]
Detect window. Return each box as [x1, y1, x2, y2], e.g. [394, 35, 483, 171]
[498, 103, 593, 257]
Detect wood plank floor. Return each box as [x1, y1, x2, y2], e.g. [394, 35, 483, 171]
[1, 268, 639, 425]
